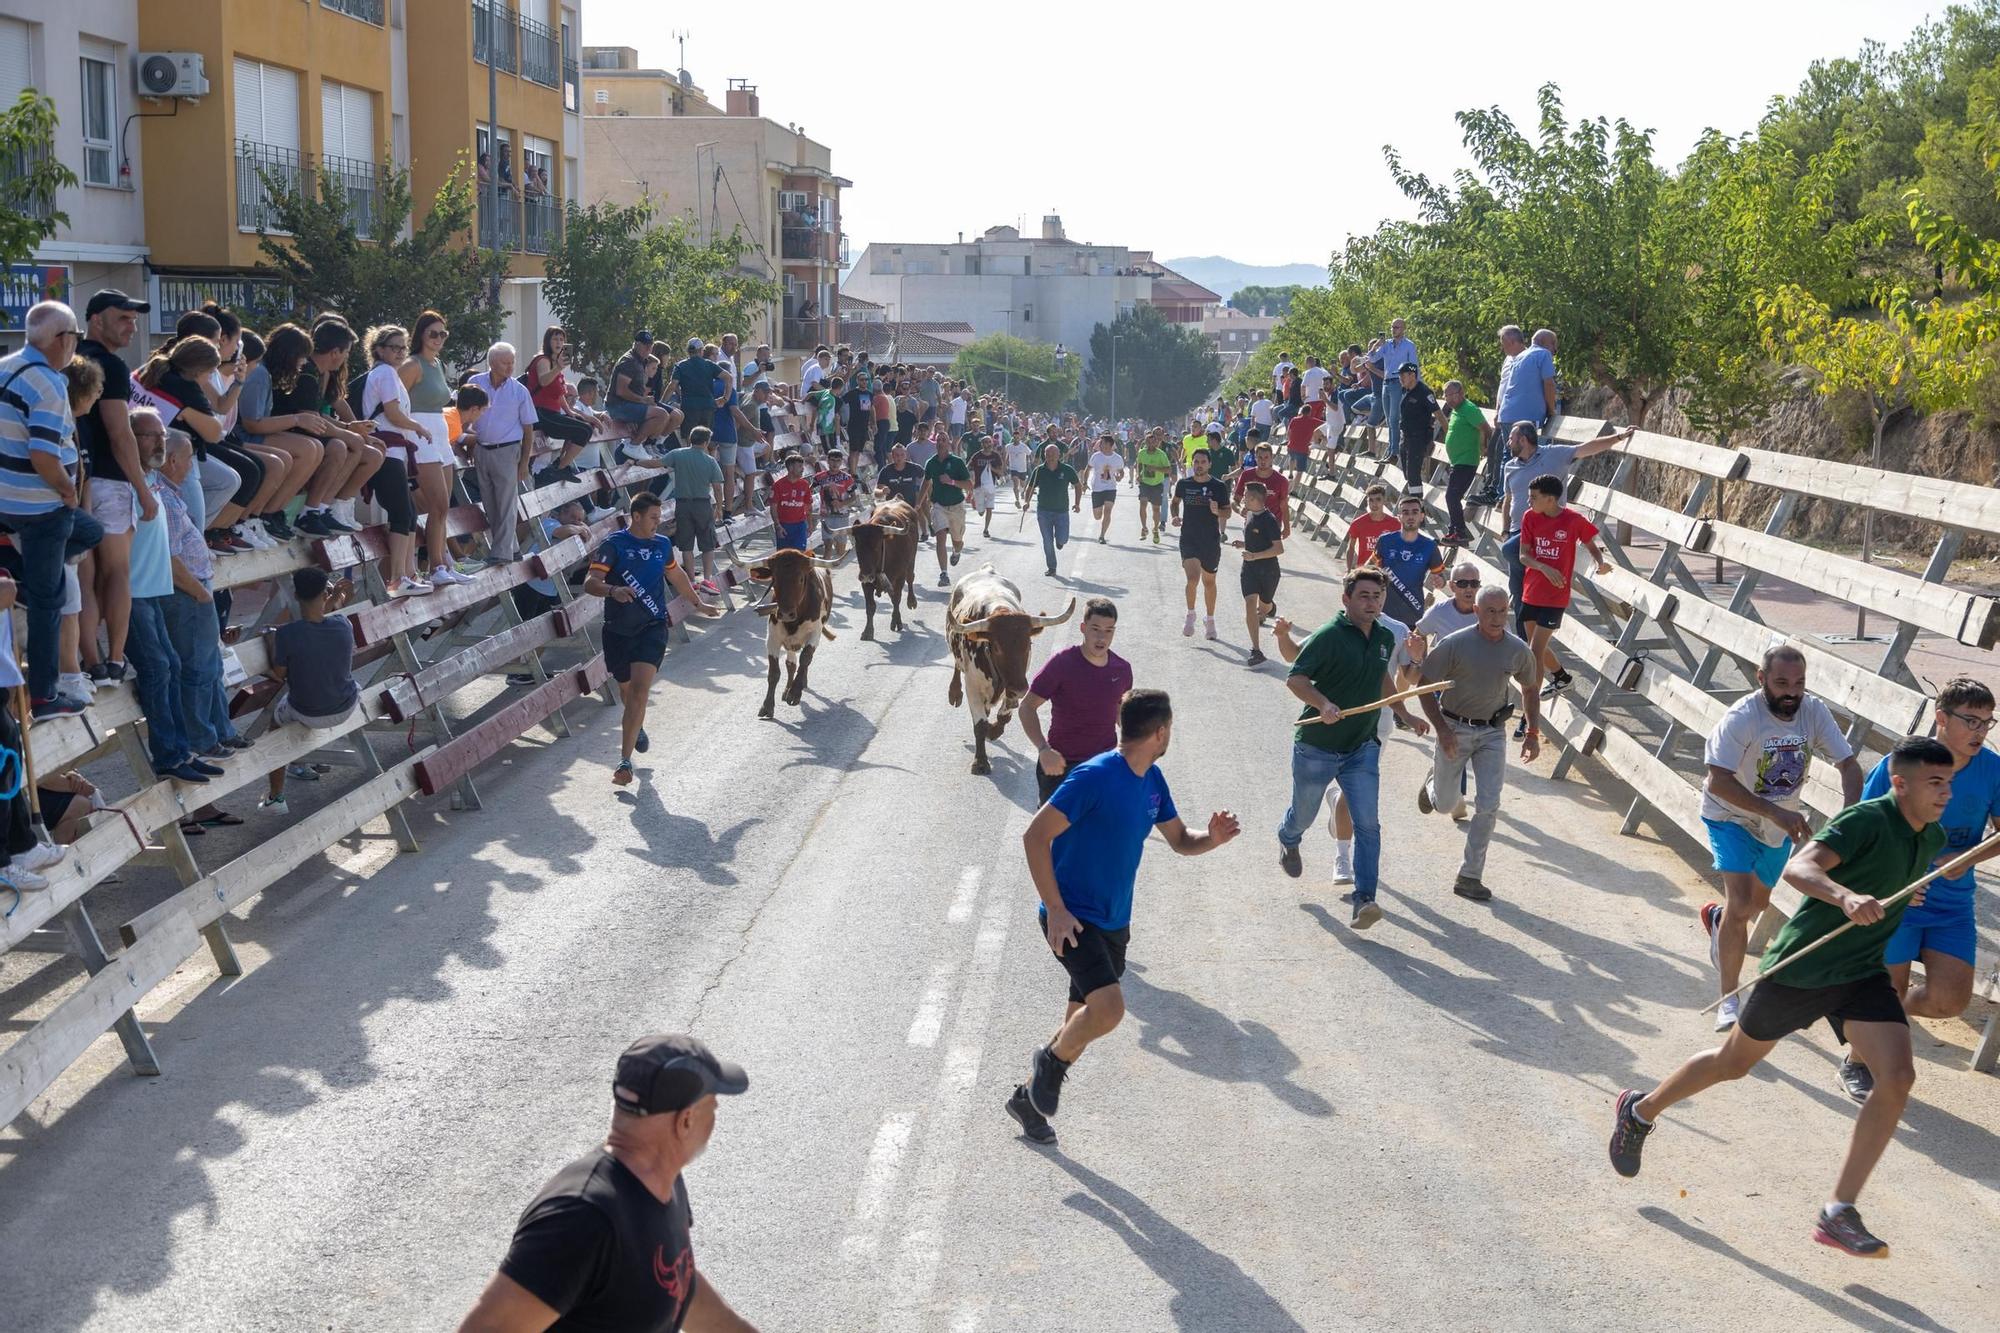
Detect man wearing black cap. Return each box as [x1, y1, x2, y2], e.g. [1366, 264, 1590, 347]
[459, 1034, 759, 1332]
[608, 331, 675, 445]
[1395, 363, 1439, 494]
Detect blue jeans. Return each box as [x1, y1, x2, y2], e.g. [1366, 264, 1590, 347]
[1, 505, 103, 701]
[126, 595, 192, 772]
[1278, 739, 1382, 901]
[1381, 380, 1406, 456]
[163, 588, 237, 752]
[1037, 507, 1070, 569]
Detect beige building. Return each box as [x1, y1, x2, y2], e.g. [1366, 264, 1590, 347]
[1205, 309, 1278, 375]
[579, 44, 720, 117]
[581, 78, 845, 381]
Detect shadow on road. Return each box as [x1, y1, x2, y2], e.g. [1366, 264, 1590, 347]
[1123, 964, 1331, 1118]
[1636, 1206, 1907, 1333]
[614, 778, 760, 887]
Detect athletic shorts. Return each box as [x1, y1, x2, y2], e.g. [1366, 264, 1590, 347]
[1883, 897, 1978, 967]
[1091, 488, 1117, 512]
[1241, 561, 1281, 602]
[776, 520, 810, 551]
[1009, 469, 1028, 480]
[1139, 482, 1164, 504]
[1047, 916, 1130, 1004]
[671, 497, 718, 554]
[85, 477, 137, 535]
[1704, 817, 1791, 890]
[603, 621, 669, 682]
[1179, 537, 1221, 575]
[1737, 971, 1906, 1043]
[1286, 450, 1310, 472]
[1518, 602, 1566, 629]
[930, 502, 966, 541]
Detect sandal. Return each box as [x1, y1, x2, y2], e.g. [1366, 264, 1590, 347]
[198, 812, 246, 827]
[178, 821, 208, 836]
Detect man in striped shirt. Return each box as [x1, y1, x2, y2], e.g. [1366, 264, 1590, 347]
[0, 301, 104, 717]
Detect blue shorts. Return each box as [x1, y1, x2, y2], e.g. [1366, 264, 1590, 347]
[1883, 896, 1978, 967]
[606, 399, 650, 425]
[1704, 817, 1790, 889]
[776, 520, 810, 551]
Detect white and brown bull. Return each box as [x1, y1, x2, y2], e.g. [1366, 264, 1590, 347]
[747, 546, 842, 719]
[848, 499, 919, 640]
[945, 565, 1076, 774]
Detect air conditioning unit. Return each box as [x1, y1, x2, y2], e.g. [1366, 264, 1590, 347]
[135, 52, 209, 99]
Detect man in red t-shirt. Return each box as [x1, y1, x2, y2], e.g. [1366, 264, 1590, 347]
[1234, 442, 1293, 538]
[1516, 473, 1609, 699]
[770, 452, 815, 550]
[1344, 483, 1400, 570]
[1284, 399, 1323, 478]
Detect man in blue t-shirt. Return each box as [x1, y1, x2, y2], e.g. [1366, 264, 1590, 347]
[1837, 676, 2000, 1100]
[1008, 689, 1240, 1144]
[1371, 494, 1444, 630]
[584, 493, 718, 786]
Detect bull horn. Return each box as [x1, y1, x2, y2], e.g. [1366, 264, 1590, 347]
[874, 524, 907, 535]
[810, 551, 846, 568]
[955, 614, 994, 633]
[1029, 595, 1078, 629]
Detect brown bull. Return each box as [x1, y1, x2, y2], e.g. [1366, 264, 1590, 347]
[747, 546, 841, 719]
[848, 499, 919, 640]
[946, 565, 1076, 775]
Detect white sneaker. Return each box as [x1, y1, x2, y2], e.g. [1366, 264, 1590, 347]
[1203, 617, 1217, 641]
[392, 576, 435, 597]
[1333, 854, 1355, 885]
[1451, 799, 1469, 820]
[1714, 994, 1741, 1032]
[258, 796, 288, 814]
[334, 498, 360, 529]
[58, 671, 93, 700]
[1, 865, 49, 891]
[14, 841, 67, 871]
[236, 522, 273, 551]
[1182, 611, 1196, 637]
[431, 565, 471, 586]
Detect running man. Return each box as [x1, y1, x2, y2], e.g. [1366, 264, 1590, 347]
[1233, 480, 1283, 667]
[1029, 441, 1083, 577]
[458, 1033, 759, 1331]
[1020, 597, 1132, 804]
[1372, 493, 1444, 629]
[815, 449, 856, 561]
[916, 429, 973, 585]
[1699, 644, 1864, 1029]
[1610, 737, 1957, 1260]
[966, 433, 1005, 537]
[1343, 483, 1400, 571]
[1005, 430, 1034, 508]
[585, 493, 719, 786]
[1133, 428, 1174, 543]
[1515, 474, 1609, 699]
[1086, 433, 1124, 544]
[1838, 676, 2000, 1099]
[1007, 689, 1240, 1144]
[1171, 445, 1231, 641]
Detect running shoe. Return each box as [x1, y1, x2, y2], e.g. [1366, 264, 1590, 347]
[1203, 617, 1217, 641]
[1182, 610, 1196, 637]
[1441, 529, 1473, 545]
[1699, 901, 1722, 973]
[258, 795, 288, 814]
[1098, 536, 1107, 545]
[1418, 781, 1435, 815]
[1246, 648, 1267, 667]
[294, 510, 332, 536]
[1837, 1054, 1874, 1103]
[0, 865, 50, 891]
[286, 763, 322, 782]
[505, 672, 536, 686]
[1006, 1085, 1056, 1145]
[613, 758, 635, 786]
[1813, 1205, 1888, 1258]
[1151, 529, 1161, 544]
[433, 565, 474, 587]
[1608, 1089, 1654, 1177]
[30, 694, 89, 720]
[636, 728, 650, 754]
[1714, 993, 1741, 1032]
[1540, 668, 1573, 700]
[937, 570, 950, 587]
[1351, 899, 1383, 930]
[697, 579, 721, 596]
[1279, 843, 1302, 878]
[1027, 1045, 1070, 1118]
[1452, 875, 1492, 902]
[13, 841, 67, 872]
[950, 550, 961, 567]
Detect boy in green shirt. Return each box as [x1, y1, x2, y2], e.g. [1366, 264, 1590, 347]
[1134, 428, 1175, 544]
[1609, 736, 1958, 1259]
[1439, 379, 1489, 544]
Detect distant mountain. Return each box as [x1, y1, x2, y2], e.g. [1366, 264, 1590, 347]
[1163, 257, 1324, 302]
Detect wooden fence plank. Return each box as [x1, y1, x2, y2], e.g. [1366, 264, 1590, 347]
[1, 782, 190, 954]
[378, 613, 563, 722]
[412, 664, 593, 796]
[1571, 482, 1711, 552]
[210, 539, 312, 593]
[344, 557, 537, 648]
[1737, 447, 2000, 534]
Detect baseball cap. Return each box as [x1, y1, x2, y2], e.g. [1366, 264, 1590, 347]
[86, 288, 150, 318]
[613, 1033, 749, 1115]
[1205, 423, 1222, 437]
[687, 336, 705, 352]
[1397, 361, 1419, 375]
[634, 328, 655, 344]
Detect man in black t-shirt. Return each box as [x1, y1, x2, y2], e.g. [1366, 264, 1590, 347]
[1171, 437, 1232, 641]
[460, 1033, 758, 1332]
[1233, 480, 1285, 665]
[874, 441, 925, 506]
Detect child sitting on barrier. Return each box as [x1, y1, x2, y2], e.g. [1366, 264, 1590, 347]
[257, 568, 357, 814]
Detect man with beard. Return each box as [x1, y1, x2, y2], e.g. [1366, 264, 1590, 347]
[1698, 645, 1864, 1031]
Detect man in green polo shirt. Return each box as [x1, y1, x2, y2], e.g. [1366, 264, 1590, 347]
[1609, 736, 1957, 1260]
[1029, 441, 1083, 578]
[917, 430, 974, 586]
[1275, 566, 1429, 929]
[1134, 429, 1175, 544]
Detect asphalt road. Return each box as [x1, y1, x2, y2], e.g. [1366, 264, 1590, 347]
[3, 481, 1997, 1332]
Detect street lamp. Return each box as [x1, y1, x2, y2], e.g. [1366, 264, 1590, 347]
[1110, 333, 1123, 427]
[994, 307, 1015, 398]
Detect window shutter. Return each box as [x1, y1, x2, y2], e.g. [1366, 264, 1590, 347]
[265, 64, 300, 151]
[234, 56, 263, 142]
[321, 79, 342, 157]
[344, 86, 373, 163]
[0, 18, 31, 104]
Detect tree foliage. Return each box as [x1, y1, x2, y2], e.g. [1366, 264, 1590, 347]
[0, 90, 77, 321]
[252, 157, 508, 370]
[1080, 305, 1220, 422]
[950, 333, 1078, 415]
[1228, 284, 1306, 317]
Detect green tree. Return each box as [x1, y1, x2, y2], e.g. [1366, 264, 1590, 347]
[252, 156, 508, 369]
[640, 212, 782, 357]
[0, 90, 77, 322]
[1080, 306, 1220, 422]
[1228, 284, 1306, 317]
[951, 333, 1078, 414]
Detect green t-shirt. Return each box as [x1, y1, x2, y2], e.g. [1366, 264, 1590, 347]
[924, 454, 972, 506]
[808, 388, 838, 434]
[1135, 446, 1172, 487]
[1760, 795, 1946, 988]
[1288, 613, 1397, 754]
[1209, 444, 1239, 477]
[1443, 399, 1486, 467]
[1032, 462, 1080, 511]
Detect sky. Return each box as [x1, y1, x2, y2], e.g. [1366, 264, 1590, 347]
[583, 0, 1948, 272]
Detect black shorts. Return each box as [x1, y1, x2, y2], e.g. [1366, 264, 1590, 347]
[603, 621, 669, 682]
[1036, 765, 1066, 806]
[1091, 489, 1117, 512]
[1179, 537, 1221, 574]
[1518, 602, 1565, 629]
[1050, 917, 1130, 1003]
[1241, 561, 1281, 602]
[1737, 972, 1907, 1043]
[1139, 482, 1164, 504]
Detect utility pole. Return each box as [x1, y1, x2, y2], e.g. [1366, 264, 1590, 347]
[995, 307, 1015, 399]
[486, 2, 500, 307]
[1110, 333, 1121, 426]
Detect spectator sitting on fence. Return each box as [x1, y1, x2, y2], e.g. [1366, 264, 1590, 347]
[36, 768, 98, 846]
[0, 570, 73, 894]
[258, 567, 358, 814]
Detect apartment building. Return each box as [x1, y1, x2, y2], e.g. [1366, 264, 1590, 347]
[128, 0, 581, 349]
[580, 44, 721, 117]
[581, 75, 846, 382]
[0, 1, 148, 353]
[1204, 309, 1277, 375]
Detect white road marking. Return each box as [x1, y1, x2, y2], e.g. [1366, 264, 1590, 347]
[946, 866, 983, 924]
[905, 960, 958, 1047]
[839, 1112, 917, 1262]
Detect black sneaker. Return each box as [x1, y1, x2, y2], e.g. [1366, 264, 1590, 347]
[1609, 1089, 1654, 1178]
[1279, 843, 1302, 878]
[1351, 899, 1383, 929]
[164, 763, 212, 784]
[1006, 1085, 1056, 1144]
[1418, 782, 1434, 815]
[1452, 874, 1493, 902]
[30, 693, 89, 720]
[1540, 669, 1572, 700]
[321, 510, 359, 534]
[222, 735, 255, 750]
[505, 672, 536, 686]
[635, 728, 650, 754]
[186, 758, 226, 777]
[1246, 648, 1267, 667]
[293, 510, 331, 536]
[1512, 718, 1528, 741]
[1837, 1054, 1874, 1103]
[1027, 1045, 1070, 1118]
[262, 513, 296, 540]
[101, 660, 127, 684]
[1813, 1204, 1889, 1258]
[87, 661, 113, 684]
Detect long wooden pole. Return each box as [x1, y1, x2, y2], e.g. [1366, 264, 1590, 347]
[1300, 679, 1452, 722]
[1699, 828, 2000, 1014]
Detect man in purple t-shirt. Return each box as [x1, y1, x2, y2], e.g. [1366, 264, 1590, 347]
[1021, 597, 1134, 804]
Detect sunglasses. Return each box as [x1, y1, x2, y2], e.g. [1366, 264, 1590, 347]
[1452, 578, 1480, 588]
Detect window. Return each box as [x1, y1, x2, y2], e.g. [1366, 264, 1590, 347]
[593, 88, 607, 104]
[233, 57, 301, 149]
[79, 52, 115, 185]
[0, 18, 32, 106]
[320, 79, 374, 162]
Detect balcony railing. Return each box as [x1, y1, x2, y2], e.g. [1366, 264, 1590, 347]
[472, 1, 517, 74]
[478, 197, 520, 252]
[522, 195, 559, 253]
[321, 0, 384, 24]
[0, 143, 55, 221]
[519, 12, 559, 88]
[320, 153, 380, 239]
[236, 140, 306, 232]
[781, 317, 833, 351]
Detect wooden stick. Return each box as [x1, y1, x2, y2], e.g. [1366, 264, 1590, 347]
[1700, 828, 2000, 1014]
[1301, 679, 1452, 722]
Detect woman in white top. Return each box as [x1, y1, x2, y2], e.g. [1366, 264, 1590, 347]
[401, 310, 464, 587]
[359, 324, 435, 596]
